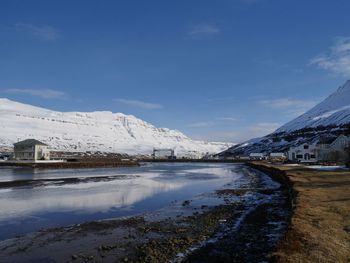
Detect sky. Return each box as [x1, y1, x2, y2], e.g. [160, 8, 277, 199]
[0, 0, 350, 143]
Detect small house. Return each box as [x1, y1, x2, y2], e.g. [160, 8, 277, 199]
[287, 143, 317, 163]
[14, 139, 50, 161]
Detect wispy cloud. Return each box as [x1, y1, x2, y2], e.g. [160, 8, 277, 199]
[188, 23, 220, 38]
[14, 23, 60, 41]
[206, 96, 236, 103]
[188, 117, 237, 128]
[259, 97, 315, 109]
[3, 88, 66, 99]
[193, 131, 239, 143]
[192, 122, 280, 143]
[188, 121, 216, 128]
[249, 122, 280, 135]
[216, 117, 237, 122]
[311, 37, 350, 77]
[115, 99, 163, 109]
[258, 97, 317, 117]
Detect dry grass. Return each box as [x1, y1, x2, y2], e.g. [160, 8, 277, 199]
[256, 163, 350, 263]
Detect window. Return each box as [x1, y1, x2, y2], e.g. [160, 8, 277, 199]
[303, 145, 309, 149]
[296, 154, 303, 159]
[310, 155, 315, 158]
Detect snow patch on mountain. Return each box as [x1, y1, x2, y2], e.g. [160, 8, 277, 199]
[0, 98, 232, 155]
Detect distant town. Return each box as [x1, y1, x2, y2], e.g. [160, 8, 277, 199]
[1, 134, 349, 168]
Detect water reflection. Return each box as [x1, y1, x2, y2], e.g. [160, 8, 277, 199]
[0, 178, 184, 220]
[0, 163, 244, 240]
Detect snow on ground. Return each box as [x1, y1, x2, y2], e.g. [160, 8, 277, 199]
[306, 165, 348, 171]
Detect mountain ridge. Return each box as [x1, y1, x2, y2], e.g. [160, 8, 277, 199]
[0, 98, 232, 156]
[276, 80, 350, 132]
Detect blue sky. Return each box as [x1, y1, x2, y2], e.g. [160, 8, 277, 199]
[1, 0, 350, 143]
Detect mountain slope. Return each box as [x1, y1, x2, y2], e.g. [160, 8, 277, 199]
[0, 98, 231, 155]
[221, 80, 350, 156]
[277, 80, 350, 132]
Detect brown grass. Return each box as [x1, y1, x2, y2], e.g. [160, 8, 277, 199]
[253, 162, 350, 263]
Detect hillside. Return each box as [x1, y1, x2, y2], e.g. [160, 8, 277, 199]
[0, 98, 231, 156]
[221, 80, 350, 156]
[277, 80, 350, 132]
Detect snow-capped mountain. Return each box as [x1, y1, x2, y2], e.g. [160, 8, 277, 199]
[0, 98, 232, 155]
[277, 80, 350, 132]
[221, 80, 350, 156]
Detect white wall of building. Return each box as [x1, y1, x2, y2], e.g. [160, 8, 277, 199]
[288, 143, 317, 163]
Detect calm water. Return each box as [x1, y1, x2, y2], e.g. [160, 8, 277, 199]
[0, 162, 250, 240]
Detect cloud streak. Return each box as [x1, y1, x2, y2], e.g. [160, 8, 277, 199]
[14, 23, 60, 41]
[249, 122, 280, 136]
[188, 23, 220, 38]
[188, 117, 237, 128]
[206, 96, 236, 103]
[4, 88, 66, 99]
[216, 117, 237, 122]
[188, 121, 216, 128]
[311, 37, 350, 77]
[192, 122, 281, 143]
[258, 97, 317, 117]
[115, 99, 163, 109]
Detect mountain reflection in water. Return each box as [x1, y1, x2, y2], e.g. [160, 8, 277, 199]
[0, 163, 246, 240]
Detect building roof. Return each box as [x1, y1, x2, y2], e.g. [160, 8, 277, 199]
[14, 139, 48, 147]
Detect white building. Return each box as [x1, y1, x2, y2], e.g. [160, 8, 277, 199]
[14, 139, 50, 161]
[269, 152, 286, 160]
[181, 151, 206, 159]
[249, 153, 265, 160]
[287, 143, 317, 163]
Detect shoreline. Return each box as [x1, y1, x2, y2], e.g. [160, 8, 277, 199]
[249, 162, 350, 263]
[0, 164, 291, 262]
[0, 161, 347, 262]
[0, 160, 139, 169]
